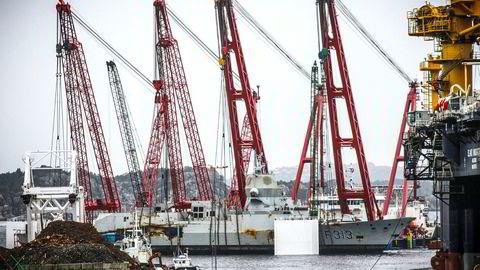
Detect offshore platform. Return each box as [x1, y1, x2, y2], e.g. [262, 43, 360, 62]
[405, 1, 480, 269]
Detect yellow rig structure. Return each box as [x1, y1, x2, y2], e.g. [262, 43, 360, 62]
[408, 0, 480, 111]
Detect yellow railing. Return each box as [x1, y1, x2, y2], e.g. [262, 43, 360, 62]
[409, 18, 451, 35]
[408, 6, 451, 36]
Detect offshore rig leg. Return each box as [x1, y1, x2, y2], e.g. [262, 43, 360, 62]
[441, 179, 480, 269]
[462, 180, 480, 269]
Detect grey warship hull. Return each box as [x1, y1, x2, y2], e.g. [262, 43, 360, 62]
[95, 211, 412, 255]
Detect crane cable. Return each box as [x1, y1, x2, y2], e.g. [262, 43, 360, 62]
[232, 0, 311, 81]
[166, 6, 241, 84]
[167, 8, 218, 66]
[334, 0, 413, 83]
[71, 11, 154, 90]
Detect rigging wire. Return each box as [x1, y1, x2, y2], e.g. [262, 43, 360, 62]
[51, 17, 69, 184]
[211, 70, 227, 270]
[71, 10, 154, 91]
[335, 14, 406, 86]
[233, 8, 306, 83]
[334, 0, 413, 83]
[232, 0, 310, 81]
[167, 7, 217, 65]
[166, 5, 241, 83]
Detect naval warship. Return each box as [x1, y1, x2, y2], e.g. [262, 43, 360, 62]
[94, 174, 413, 254]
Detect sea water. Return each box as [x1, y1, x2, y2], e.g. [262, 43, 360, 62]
[162, 249, 435, 270]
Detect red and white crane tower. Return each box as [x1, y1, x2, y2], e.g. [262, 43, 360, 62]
[330, 0, 417, 219]
[56, 0, 121, 215]
[216, 0, 268, 209]
[316, 0, 381, 221]
[143, 0, 212, 208]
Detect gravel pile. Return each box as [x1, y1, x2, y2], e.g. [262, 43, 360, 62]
[0, 221, 138, 268]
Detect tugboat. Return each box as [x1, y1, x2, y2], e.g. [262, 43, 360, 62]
[169, 248, 199, 270]
[114, 211, 153, 266]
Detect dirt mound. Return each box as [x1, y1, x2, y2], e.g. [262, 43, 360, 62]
[34, 221, 105, 246]
[0, 221, 138, 268]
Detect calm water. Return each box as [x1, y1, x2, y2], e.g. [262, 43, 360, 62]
[162, 249, 435, 270]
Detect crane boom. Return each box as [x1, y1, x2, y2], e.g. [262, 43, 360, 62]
[106, 61, 145, 207]
[56, 1, 120, 213]
[216, 0, 268, 208]
[143, 0, 212, 208]
[143, 90, 167, 207]
[318, 0, 380, 221]
[156, 1, 212, 201]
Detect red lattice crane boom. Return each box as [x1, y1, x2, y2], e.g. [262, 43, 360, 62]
[143, 90, 167, 207]
[143, 0, 212, 208]
[56, 0, 121, 213]
[318, 0, 380, 221]
[216, 0, 268, 208]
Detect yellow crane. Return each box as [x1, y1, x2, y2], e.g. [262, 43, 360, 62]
[408, 1, 480, 111]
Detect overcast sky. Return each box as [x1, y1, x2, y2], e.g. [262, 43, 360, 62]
[0, 1, 446, 177]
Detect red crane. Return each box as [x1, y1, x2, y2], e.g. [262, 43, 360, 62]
[143, 0, 212, 208]
[383, 82, 418, 217]
[318, 0, 381, 221]
[56, 0, 121, 214]
[216, 0, 268, 208]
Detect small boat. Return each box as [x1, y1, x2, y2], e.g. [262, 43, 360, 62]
[149, 252, 168, 270]
[169, 248, 199, 270]
[114, 211, 152, 266]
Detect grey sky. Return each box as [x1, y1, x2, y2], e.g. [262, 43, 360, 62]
[0, 1, 443, 176]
